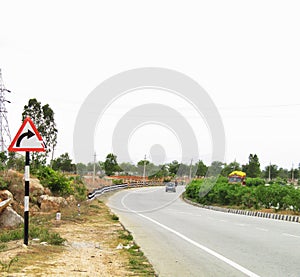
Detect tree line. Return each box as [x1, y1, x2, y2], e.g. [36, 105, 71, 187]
[2, 98, 298, 185]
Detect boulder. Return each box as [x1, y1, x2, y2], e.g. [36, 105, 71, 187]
[0, 206, 24, 228]
[66, 195, 77, 206]
[0, 190, 13, 201]
[29, 178, 45, 197]
[38, 195, 68, 212]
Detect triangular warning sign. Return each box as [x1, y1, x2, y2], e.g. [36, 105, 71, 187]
[8, 117, 46, 152]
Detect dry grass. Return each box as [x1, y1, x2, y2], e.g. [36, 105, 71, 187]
[0, 198, 156, 276]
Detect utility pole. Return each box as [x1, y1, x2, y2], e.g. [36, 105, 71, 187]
[189, 158, 193, 180]
[93, 152, 96, 186]
[268, 161, 271, 182]
[0, 69, 11, 152]
[143, 154, 146, 185]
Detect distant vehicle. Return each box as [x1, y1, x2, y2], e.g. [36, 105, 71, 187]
[228, 171, 246, 185]
[165, 182, 176, 192]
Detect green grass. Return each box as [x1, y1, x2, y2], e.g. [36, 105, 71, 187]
[111, 214, 119, 221]
[0, 243, 7, 251]
[0, 228, 23, 242]
[0, 223, 65, 245]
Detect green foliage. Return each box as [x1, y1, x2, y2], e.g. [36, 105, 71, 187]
[242, 154, 261, 178]
[168, 160, 180, 175]
[0, 228, 23, 242]
[0, 243, 6, 251]
[0, 256, 19, 272]
[22, 98, 58, 168]
[52, 152, 75, 172]
[0, 152, 8, 170]
[6, 152, 25, 171]
[36, 166, 87, 200]
[196, 160, 208, 177]
[29, 225, 65, 245]
[104, 153, 122, 176]
[221, 161, 241, 177]
[111, 214, 119, 221]
[263, 164, 279, 180]
[112, 179, 124, 185]
[207, 161, 224, 177]
[185, 177, 300, 212]
[37, 166, 72, 196]
[0, 176, 8, 190]
[245, 178, 265, 186]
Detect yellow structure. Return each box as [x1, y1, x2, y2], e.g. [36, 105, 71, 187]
[228, 171, 246, 184]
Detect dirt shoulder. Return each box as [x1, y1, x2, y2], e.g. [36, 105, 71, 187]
[0, 195, 156, 276]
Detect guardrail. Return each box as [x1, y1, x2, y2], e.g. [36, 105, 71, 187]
[88, 184, 128, 200]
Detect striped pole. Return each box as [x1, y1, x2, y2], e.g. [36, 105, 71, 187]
[24, 151, 30, 245]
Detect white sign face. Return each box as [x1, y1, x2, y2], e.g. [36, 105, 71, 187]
[8, 117, 46, 152]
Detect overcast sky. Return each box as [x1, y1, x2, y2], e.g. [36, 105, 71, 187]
[1, 1, 300, 169]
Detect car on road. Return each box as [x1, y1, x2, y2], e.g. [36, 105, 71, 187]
[165, 182, 176, 192]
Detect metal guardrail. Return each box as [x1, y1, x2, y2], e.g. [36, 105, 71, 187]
[88, 184, 128, 200]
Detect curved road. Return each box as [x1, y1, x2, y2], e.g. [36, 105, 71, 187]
[108, 186, 300, 277]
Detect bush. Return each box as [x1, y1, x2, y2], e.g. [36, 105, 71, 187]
[0, 176, 8, 190]
[37, 166, 72, 196]
[245, 178, 265, 187]
[112, 179, 123, 185]
[185, 177, 300, 211]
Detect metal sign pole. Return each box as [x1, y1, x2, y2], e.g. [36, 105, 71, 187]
[24, 151, 30, 245]
[8, 117, 46, 246]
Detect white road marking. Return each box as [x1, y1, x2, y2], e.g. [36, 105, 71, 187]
[255, 228, 268, 232]
[121, 190, 261, 277]
[282, 233, 300, 238]
[137, 212, 261, 277]
[220, 219, 228, 222]
[235, 223, 247, 227]
[176, 211, 202, 217]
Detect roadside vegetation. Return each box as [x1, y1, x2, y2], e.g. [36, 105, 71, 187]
[185, 177, 300, 213]
[0, 199, 155, 275]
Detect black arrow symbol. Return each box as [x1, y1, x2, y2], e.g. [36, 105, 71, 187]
[16, 130, 35, 147]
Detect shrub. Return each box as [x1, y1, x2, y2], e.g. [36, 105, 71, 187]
[0, 176, 8, 190]
[245, 178, 265, 187]
[37, 166, 72, 196]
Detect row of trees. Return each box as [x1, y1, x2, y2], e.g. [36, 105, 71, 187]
[82, 153, 296, 181]
[2, 98, 298, 183]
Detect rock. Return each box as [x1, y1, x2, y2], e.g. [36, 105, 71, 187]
[66, 195, 77, 206]
[0, 190, 13, 201]
[0, 206, 24, 228]
[38, 195, 68, 212]
[116, 243, 124, 250]
[44, 188, 52, 196]
[29, 178, 45, 197]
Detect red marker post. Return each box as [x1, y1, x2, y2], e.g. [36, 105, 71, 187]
[8, 117, 46, 245]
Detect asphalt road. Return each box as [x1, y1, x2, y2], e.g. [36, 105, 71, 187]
[107, 186, 300, 277]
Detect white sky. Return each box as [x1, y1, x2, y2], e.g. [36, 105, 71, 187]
[1, 0, 300, 169]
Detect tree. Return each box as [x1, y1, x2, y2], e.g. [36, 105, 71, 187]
[104, 153, 121, 176]
[7, 152, 24, 171]
[242, 154, 261, 178]
[168, 160, 180, 175]
[52, 153, 76, 172]
[0, 152, 8, 170]
[119, 162, 138, 175]
[195, 160, 208, 177]
[207, 161, 224, 177]
[22, 98, 58, 167]
[221, 161, 241, 177]
[263, 164, 279, 180]
[76, 163, 87, 176]
[178, 163, 191, 177]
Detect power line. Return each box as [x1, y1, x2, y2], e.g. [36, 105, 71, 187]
[0, 69, 12, 152]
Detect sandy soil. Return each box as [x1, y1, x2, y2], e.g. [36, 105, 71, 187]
[0, 199, 139, 277]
